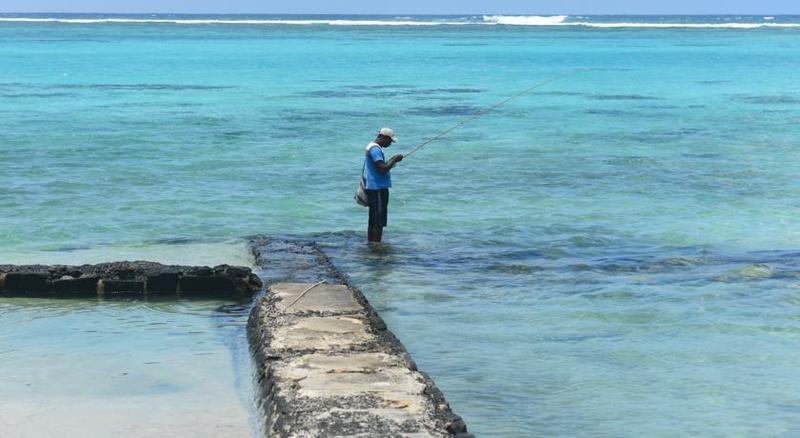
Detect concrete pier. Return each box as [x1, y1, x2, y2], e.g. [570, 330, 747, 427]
[248, 237, 472, 437]
[248, 282, 471, 437]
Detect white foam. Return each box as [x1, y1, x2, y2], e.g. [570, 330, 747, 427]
[482, 15, 800, 28]
[482, 15, 569, 26]
[571, 21, 800, 29]
[0, 17, 468, 26]
[0, 16, 798, 29]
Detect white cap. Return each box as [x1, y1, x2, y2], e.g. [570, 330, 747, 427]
[379, 127, 398, 143]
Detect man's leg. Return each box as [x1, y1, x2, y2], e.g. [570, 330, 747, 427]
[367, 189, 381, 243]
[376, 189, 388, 242]
[368, 225, 381, 242]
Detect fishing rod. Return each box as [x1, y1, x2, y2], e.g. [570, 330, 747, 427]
[403, 71, 582, 158]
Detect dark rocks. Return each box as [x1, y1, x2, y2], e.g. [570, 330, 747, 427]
[180, 275, 234, 294]
[249, 275, 264, 289]
[190, 266, 214, 277]
[52, 275, 99, 296]
[446, 416, 469, 435]
[102, 279, 145, 294]
[147, 272, 180, 293]
[0, 262, 262, 300]
[3, 272, 50, 294]
[226, 265, 251, 278]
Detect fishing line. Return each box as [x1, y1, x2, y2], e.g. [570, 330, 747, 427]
[285, 280, 326, 309]
[403, 70, 584, 158]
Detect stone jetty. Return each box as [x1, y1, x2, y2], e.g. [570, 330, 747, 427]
[248, 237, 472, 437]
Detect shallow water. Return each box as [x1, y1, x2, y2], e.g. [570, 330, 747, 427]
[0, 298, 258, 437]
[2, 15, 800, 436]
[318, 232, 800, 436]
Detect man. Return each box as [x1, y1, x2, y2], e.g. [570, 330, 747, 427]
[364, 127, 404, 243]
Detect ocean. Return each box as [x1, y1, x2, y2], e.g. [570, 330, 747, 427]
[1, 13, 800, 436]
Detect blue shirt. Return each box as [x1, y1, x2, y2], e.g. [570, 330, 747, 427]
[364, 143, 392, 189]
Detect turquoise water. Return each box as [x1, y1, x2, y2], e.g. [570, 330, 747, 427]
[0, 298, 257, 436]
[2, 15, 800, 436]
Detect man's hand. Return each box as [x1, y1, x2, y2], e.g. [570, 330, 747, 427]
[378, 154, 405, 173]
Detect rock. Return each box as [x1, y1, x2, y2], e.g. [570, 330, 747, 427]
[226, 265, 251, 278]
[0, 262, 261, 299]
[446, 415, 468, 434]
[3, 272, 50, 294]
[248, 274, 264, 289]
[146, 272, 180, 293]
[102, 279, 145, 294]
[52, 275, 99, 295]
[189, 266, 214, 277]
[114, 268, 139, 280]
[180, 275, 234, 294]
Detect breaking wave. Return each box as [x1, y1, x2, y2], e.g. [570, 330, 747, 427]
[481, 15, 800, 28]
[482, 15, 569, 26]
[0, 17, 465, 26]
[0, 15, 799, 28]
[567, 21, 800, 29]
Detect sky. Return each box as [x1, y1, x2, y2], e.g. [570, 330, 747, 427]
[2, 0, 799, 15]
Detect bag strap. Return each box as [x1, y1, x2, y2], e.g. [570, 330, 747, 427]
[362, 144, 380, 181]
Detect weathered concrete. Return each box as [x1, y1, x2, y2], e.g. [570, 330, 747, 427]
[0, 262, 262, 299]
[248, 237, 472, 438]
[272, 283, 362, 314]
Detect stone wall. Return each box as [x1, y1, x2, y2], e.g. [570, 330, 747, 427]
[248, 237, 472, 437]
[0, 261, 262, 299]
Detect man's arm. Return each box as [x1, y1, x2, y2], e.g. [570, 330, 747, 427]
[375, 154, 404, 174]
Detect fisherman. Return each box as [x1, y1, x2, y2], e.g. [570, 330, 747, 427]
[364, 128, 403, 243]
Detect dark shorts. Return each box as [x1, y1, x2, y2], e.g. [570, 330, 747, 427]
[366, 188, 389, 228]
